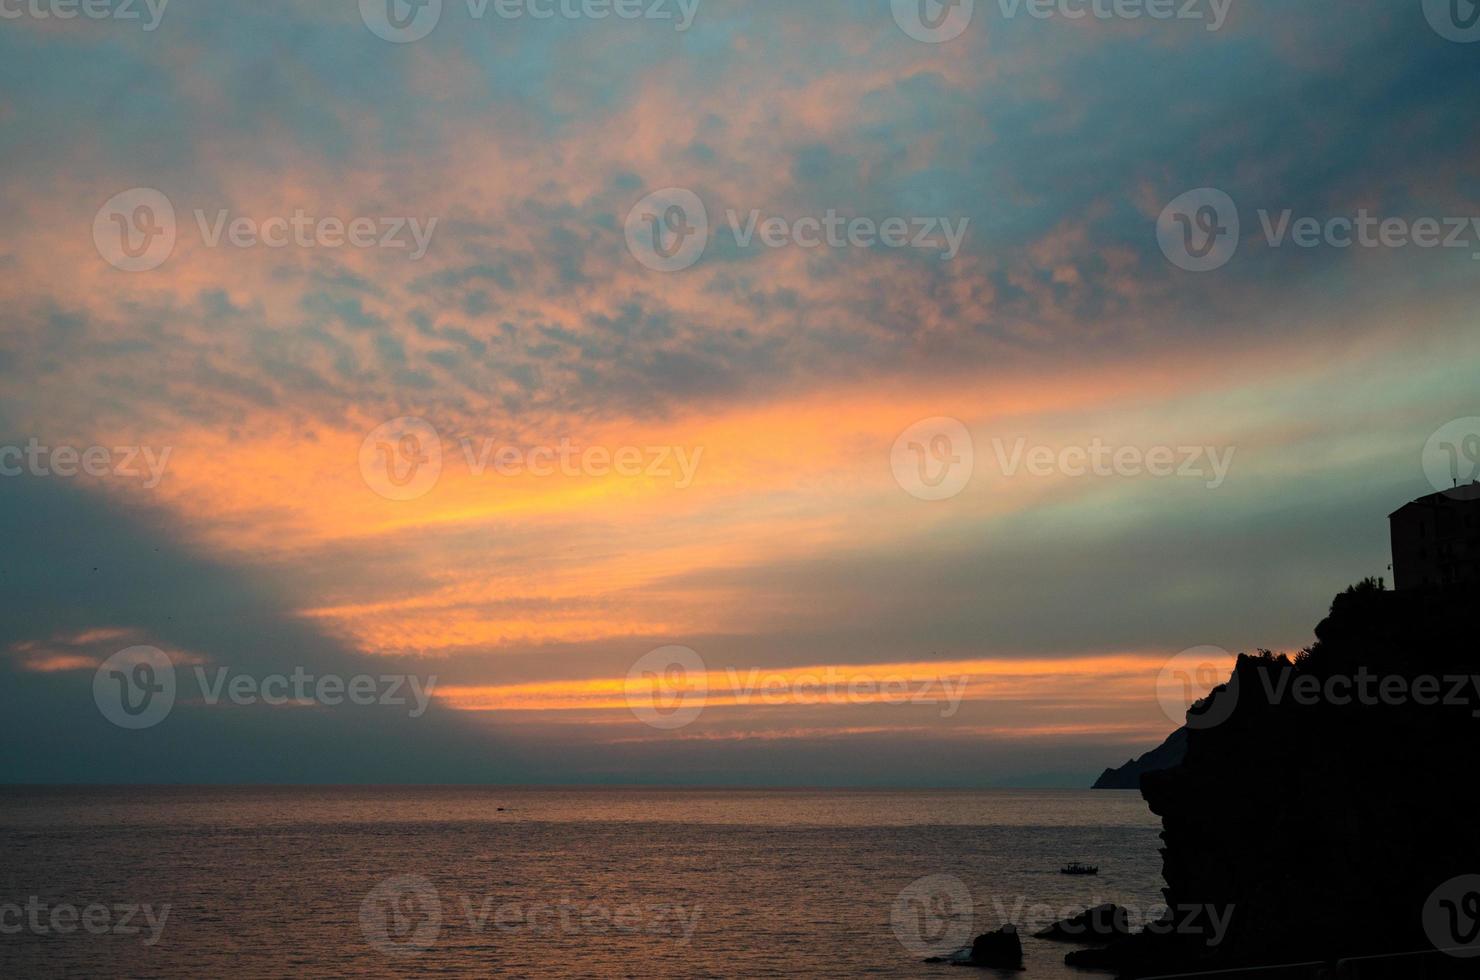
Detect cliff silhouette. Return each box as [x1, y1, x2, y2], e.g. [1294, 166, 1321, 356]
[1092, 727, 1187, 789]
[1070, 580, 1480, 977]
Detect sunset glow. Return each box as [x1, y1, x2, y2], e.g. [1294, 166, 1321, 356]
[3, 0, 1476, 787]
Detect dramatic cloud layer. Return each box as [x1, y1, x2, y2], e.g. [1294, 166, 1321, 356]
[2, 0, 1477, 784]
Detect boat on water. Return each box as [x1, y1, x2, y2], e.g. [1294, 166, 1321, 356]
[1060, 862, 1099, 876]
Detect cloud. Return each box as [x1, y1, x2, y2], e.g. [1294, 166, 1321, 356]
[2, 0, 1477, 784]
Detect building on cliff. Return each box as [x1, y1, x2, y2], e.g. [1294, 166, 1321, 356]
[1389, 482, 1480, 590]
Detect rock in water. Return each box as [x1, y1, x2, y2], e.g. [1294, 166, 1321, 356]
[968, 924, 1023, 968]
[1033, 903, 1131, 943]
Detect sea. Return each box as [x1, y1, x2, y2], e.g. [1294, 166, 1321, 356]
[0, 787, 1165, 978]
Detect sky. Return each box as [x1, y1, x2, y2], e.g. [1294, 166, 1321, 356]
[2, 0, 1478, 786]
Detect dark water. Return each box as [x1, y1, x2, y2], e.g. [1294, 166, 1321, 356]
[0, 787, 1163, 978]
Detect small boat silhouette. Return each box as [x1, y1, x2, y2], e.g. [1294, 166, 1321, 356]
[1060, 862, 1099, 876]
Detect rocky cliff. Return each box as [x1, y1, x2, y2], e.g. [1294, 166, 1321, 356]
[1092, 727, 1188, 789]
[1071, 582, 1480, 977]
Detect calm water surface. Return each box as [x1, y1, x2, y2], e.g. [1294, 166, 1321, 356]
[0, 787, 1162, 978]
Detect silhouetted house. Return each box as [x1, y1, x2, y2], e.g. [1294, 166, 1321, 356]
[1389, 483, 1480, 590]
